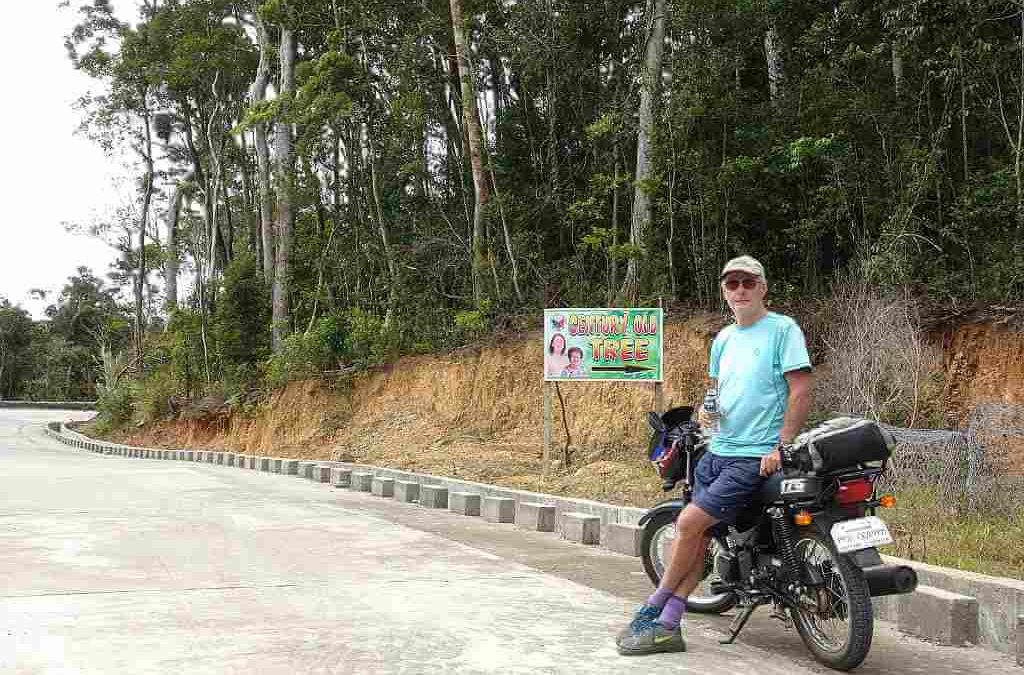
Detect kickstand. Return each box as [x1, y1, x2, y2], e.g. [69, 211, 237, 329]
[720, 602, 759, 645]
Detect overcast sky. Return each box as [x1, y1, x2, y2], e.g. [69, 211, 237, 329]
[0, 3, 133, 318]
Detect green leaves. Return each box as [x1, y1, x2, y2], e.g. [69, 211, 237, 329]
[784, 135, 842, 171]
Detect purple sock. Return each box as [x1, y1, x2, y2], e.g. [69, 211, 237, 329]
[646, 587, 674, 609]
[657, 595, 687, 629]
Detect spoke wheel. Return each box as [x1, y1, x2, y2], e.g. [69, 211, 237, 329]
[790, 529, 873, 671]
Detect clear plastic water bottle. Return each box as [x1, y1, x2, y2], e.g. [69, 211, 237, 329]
[703, 387, 719, 434]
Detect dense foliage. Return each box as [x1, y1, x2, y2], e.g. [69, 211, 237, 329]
[35, 0, 1024, 419]
[0, 269, 130, 401]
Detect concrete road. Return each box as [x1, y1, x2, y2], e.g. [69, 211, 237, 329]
[0, 410, 1017, 674]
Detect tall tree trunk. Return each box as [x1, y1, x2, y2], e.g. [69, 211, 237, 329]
[443, 38, 473, 245]
[251, 13, 275, 282]
[331, 124, 342, 213]
[163, 167, 195, 314]
[892, 40, 904, 99]
[1017, 12, 1024, 238]
[610, 141, 621, 304]
[220, 170, 234, 258]
[485, 150, 523, 303]
[619, 0, 668, 304]
[764, 15, 785, 106]
[545, 0, 561, 223]
[238, 131, 259, 259]
[368, 142, 400, 328]
[272, 26, 296, 352]
[667, 138, 677, 301]
[136, 102, 155, 363]
[956, 42, 969, 184]
[449, 0, 490, 309]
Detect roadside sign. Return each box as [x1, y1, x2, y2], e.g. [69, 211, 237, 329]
[543, 308, 663, 382]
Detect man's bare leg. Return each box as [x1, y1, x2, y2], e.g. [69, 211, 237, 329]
[617, 504, 721, 653]
[618, 504, 719, 640]
[633, 504, 719, 632]
[656, 503, 719, 595]
[673, 533, 711, 599]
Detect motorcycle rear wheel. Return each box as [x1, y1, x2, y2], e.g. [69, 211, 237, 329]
[640, 509, 738, 614]
[789, 528, 873, 671]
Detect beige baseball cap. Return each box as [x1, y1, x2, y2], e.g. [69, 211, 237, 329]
[720, 255, 765, 280]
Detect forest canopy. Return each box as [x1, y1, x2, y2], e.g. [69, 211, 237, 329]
[10, 0, 1022, 414]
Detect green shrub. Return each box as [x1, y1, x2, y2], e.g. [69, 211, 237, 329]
[345, 308, 398, 368]
[264, 315, 346, 388]
[454, 309, 487, 333]
[166, 310, 209, 398]
[214, 252, 271, 373]
[96, 380, 135, 430]
[453, 299, 492, 344]
[137, 368, 179, 423]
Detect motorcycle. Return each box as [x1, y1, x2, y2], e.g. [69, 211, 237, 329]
[640, 406, 917, 671]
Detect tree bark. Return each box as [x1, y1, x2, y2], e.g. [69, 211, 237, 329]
[369, 142, 400, 328]
[764, 15, 785, 106]
[136, 101, 155, 363]
[892, 40, 904, 99]
[163, 167, 195, 314]
[238, 131, 258, 259]
[449, 0, 490, 309]
[1018, 12, 1024, 237]
[272, 25, 296, 352]
[610, 141, 620, 303]
[958, 42, 969, 184]
[251, 13, 275, 282]
[205, 87, 228, 274]
[619, 0, 668, 304]
[485, 150, 523, 303]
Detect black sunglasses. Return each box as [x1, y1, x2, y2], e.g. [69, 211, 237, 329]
[723, 278, 759, 291]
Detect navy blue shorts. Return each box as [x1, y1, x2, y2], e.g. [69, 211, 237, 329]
[692, 452, 765, 526]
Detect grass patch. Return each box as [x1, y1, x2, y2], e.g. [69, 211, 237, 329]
[882, 486, 1024, 578]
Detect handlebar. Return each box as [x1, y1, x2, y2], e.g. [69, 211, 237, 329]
[781, 442, 814, 473]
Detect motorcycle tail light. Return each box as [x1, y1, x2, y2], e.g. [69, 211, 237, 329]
[836, 478, 873, 505]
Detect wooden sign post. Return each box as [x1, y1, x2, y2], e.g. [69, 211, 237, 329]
[543, 381, 553, 468]
[653, 297, 664, 414]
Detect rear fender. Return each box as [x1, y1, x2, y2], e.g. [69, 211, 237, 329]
[637, 498, 686, 528]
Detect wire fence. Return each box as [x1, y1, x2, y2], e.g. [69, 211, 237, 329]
[879, 403, 1024, 514]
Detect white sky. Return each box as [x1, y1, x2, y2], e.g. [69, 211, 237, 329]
[0, 3, 133, 318]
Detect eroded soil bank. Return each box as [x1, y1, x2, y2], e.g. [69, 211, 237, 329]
[106, 316, 1024, 509]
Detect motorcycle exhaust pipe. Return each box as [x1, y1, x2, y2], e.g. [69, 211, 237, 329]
[864, 564, 918, 597]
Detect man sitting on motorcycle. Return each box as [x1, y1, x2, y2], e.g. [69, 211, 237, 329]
[617, 255, 813, 656]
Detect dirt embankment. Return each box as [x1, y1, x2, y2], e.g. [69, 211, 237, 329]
[118, 316, 720, 506]
[941, 322, 1024, 417]
[113, 316, 1024, 508]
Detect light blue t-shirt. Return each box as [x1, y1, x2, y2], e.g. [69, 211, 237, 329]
[708, 312, 811, 458]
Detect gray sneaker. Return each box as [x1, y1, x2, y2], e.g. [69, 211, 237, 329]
[615, 604, 661, 643]
[617, 621, 687, 656]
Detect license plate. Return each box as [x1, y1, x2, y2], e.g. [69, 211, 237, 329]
[831, 516, 893, 553]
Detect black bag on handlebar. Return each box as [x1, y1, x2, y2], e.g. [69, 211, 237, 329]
[646, 406, 694, 484]
[797, 418, 895, 473]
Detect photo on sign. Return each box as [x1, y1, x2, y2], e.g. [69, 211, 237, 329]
[543, 308, 663, 382]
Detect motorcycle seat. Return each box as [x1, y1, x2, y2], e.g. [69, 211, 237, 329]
[731, 472, 786, 532]
[758, 471, 785, 503]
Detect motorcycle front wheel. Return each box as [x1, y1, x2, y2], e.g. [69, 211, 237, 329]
[639, 509, 737, 614]
[789, 529, 873, 671]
